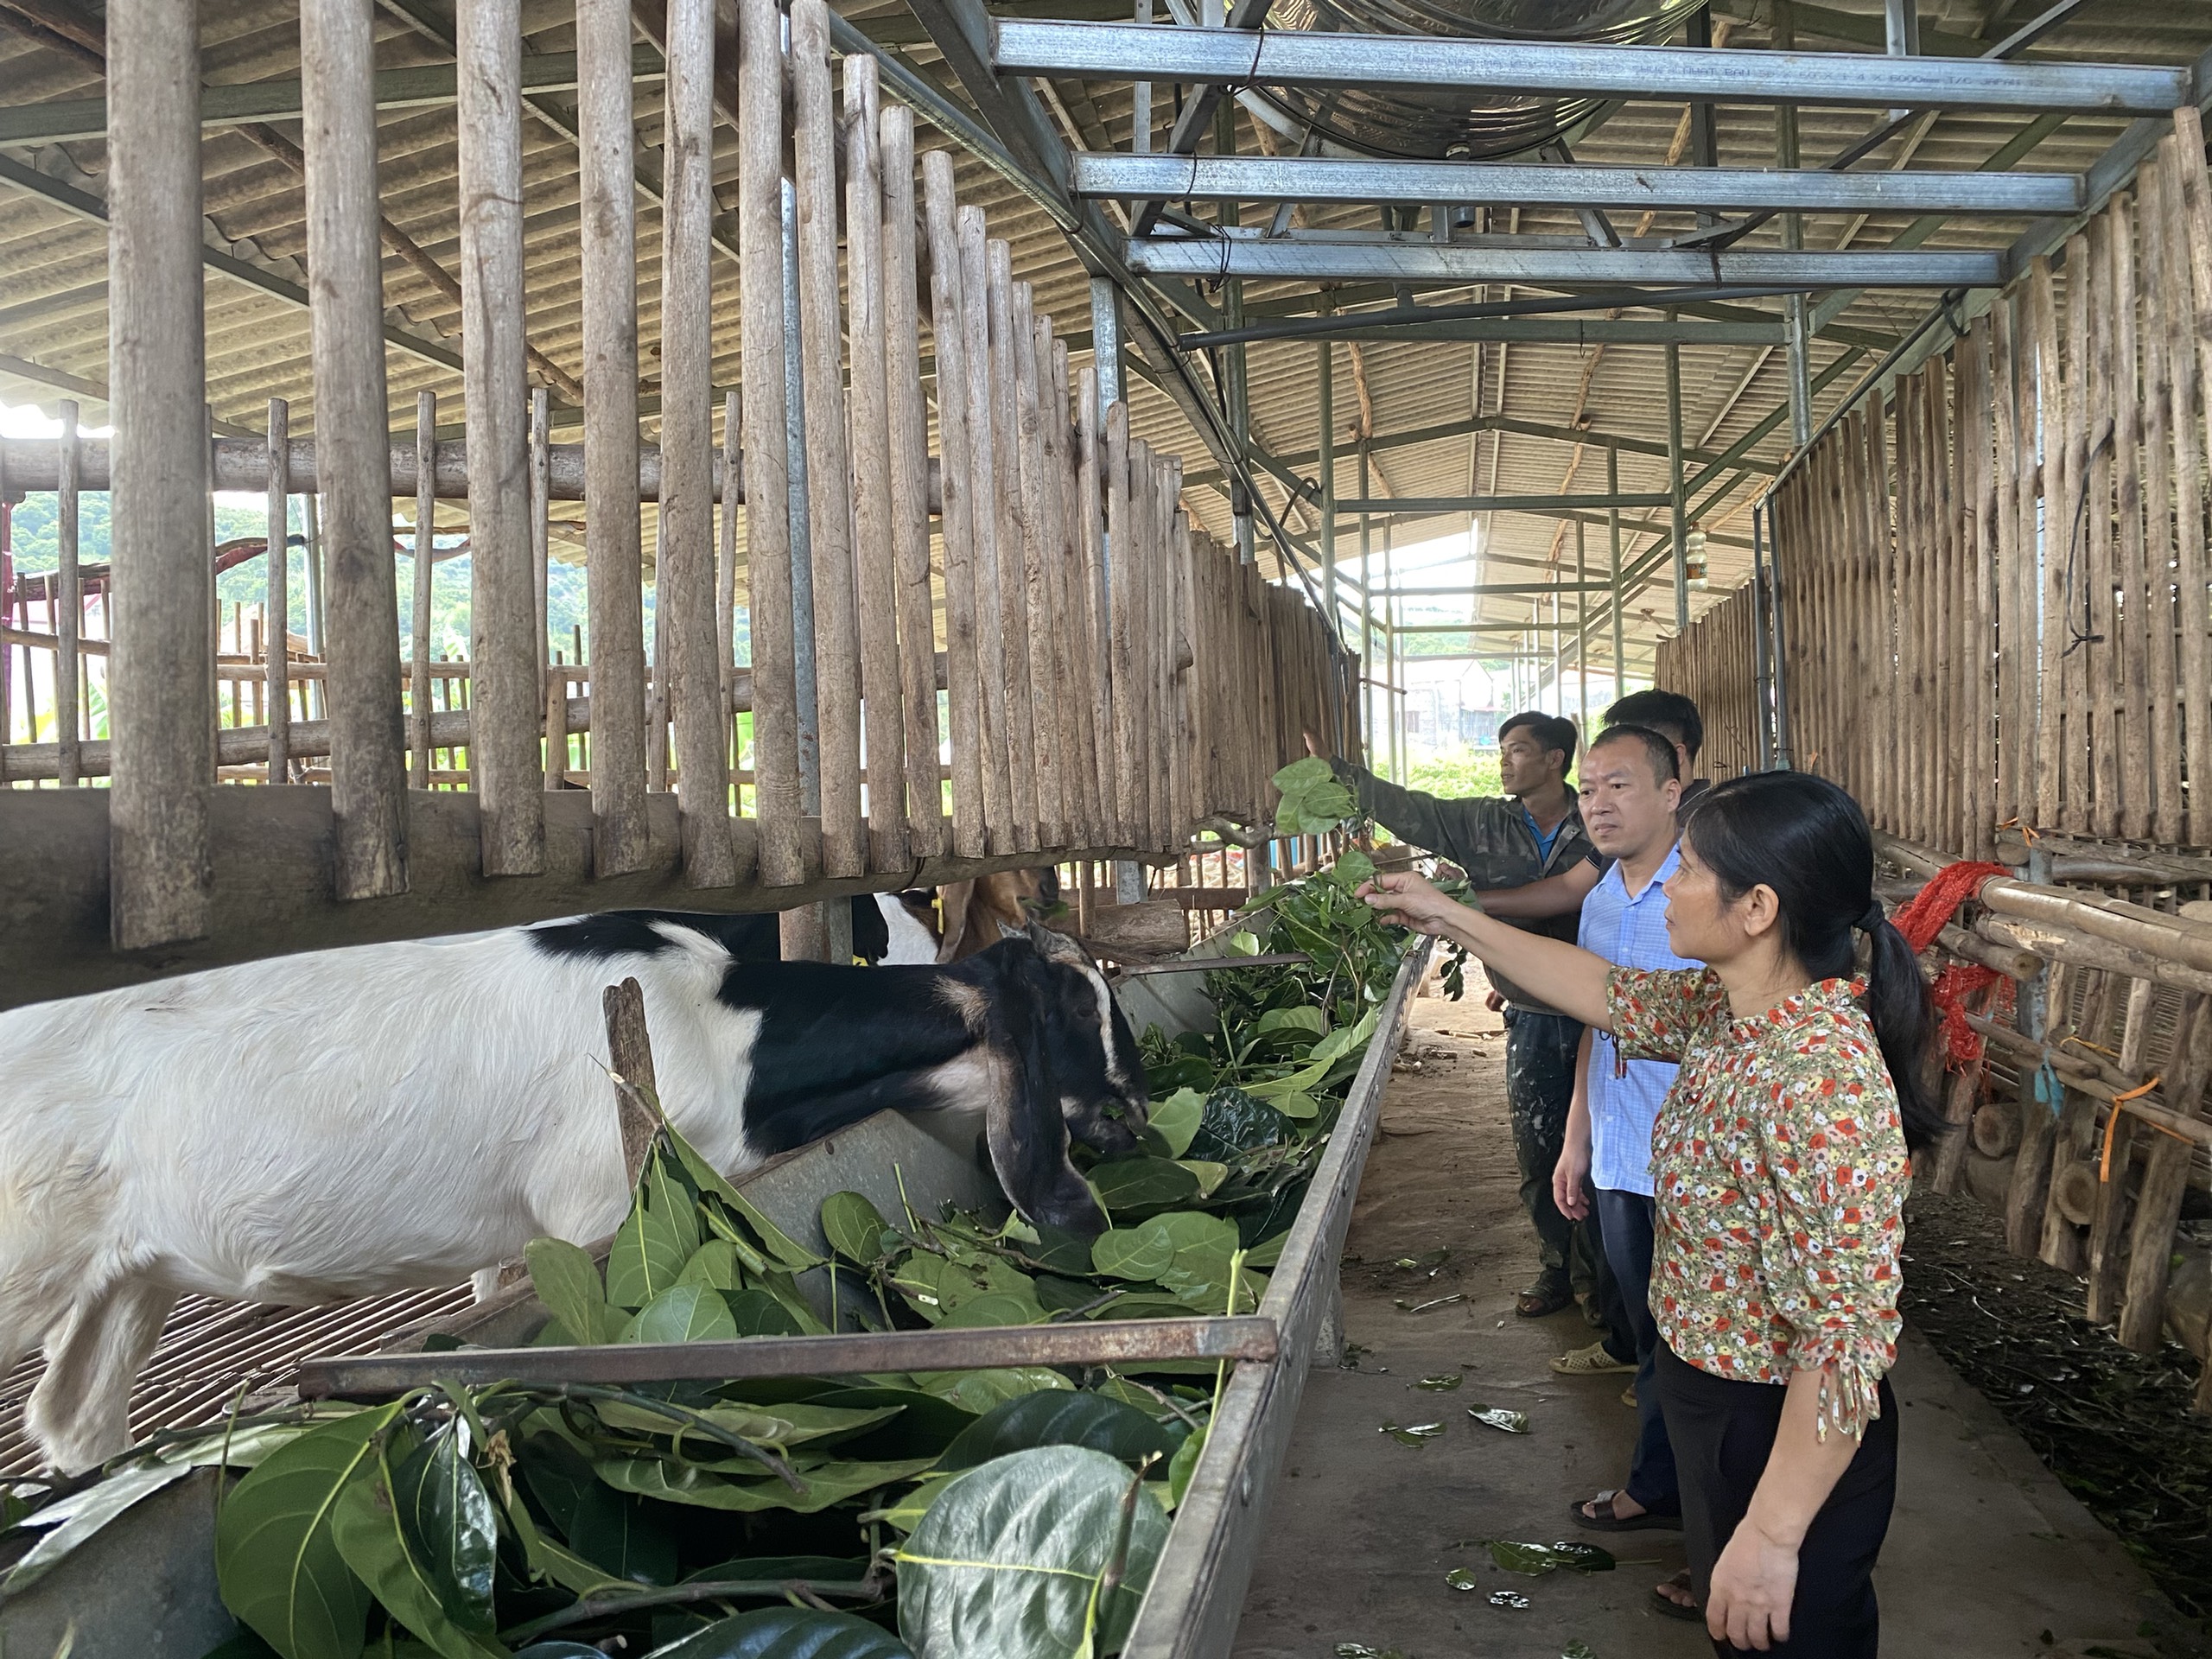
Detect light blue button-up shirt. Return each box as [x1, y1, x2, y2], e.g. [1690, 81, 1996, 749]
[1579, 842, 1700, 1197]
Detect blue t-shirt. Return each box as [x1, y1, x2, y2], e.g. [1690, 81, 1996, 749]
[1578, 842, 1700, 1196]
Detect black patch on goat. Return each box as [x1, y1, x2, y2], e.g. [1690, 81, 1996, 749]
[529, 909, 784, 963]
[848, 893, 891, 964]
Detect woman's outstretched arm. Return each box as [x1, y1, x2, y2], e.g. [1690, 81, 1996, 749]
[1360, 870, 1614, 1028]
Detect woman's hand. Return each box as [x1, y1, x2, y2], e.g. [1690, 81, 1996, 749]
[1356, 869, 1465, 938]
[1707, 1516, 1801, 1650]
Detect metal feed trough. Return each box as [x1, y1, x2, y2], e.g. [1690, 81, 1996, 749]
[0, 935, 1427, 1656]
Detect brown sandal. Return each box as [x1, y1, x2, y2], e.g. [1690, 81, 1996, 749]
[1649, 1569, 1703, 1623]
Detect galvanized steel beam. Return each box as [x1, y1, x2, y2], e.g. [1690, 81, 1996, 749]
[1074, 152, 2083, 216]
[1126, 238, 2005, 288]
[992, 20, 2190, 114]
[1337, 492, 1671, 514]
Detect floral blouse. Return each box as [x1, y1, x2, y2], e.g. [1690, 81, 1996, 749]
[1606, 967, 1910, 1440]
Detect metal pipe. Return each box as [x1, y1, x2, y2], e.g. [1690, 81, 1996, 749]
[1319, 337, 1336, 634]
[1129, 238, 2003, 288]
[1607, 442, 1624, 703]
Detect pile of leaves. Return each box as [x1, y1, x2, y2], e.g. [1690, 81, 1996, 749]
[0, 829, 1433, 1659]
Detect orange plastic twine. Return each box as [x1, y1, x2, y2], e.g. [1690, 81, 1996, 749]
[2099, 1075, 2169, 1183]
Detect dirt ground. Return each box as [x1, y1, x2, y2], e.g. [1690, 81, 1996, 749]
[1233, 978, 2195, 1659]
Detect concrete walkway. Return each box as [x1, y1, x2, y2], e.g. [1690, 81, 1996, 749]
[1234, 990, 2194, 1659]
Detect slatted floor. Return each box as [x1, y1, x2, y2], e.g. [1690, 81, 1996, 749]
[0, 1285, 475, 1478]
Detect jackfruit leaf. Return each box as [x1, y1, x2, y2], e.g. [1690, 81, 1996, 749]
[662, 1128, 823, 1272]
[1145, 1088, 1205, 1158]
[643, 1148, 703, 1262]
[524, 1237, 625, 1345]
[938, 1390, 1179, 1472]
[1267, 1091, 1321, 1121]
[1481, 1538, 1615, 1577]
[1271, 756, 1357, 837]
[1186, 1088, 1292, 1161]
[1177, 1159, 1230, 1197]
[566, 1480, 679, 1586]
[865, 1473, 957, 1534]
[390, 1422, 498, 1637]
[677, 1239, 742, 1292]
[721, 1287, 806, 1337]
[327, 1433, 504, 1659]
[619, 1284, 741, 1345]
[214, 1402, 402, 1659]
[1087, 1157, 1201, 1220]
[1467, 1406, 1531, 1434]
[935, 1293, 1045, 1330]
[1090, 1225, 1175, 1281]
[1255, 1006, 1327, 1039]
[1167, 1422, 1207, 1509]
[915, 1370, 1072, 1415]
[897, 1447, 1170, 1659]
[596, 1457, 938, 1515]
[821, 1192, 893, 1264]
[643, 1609, 913, 1659]
[605, 1195, 691, 1312]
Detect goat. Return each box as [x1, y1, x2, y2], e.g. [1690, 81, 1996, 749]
[935, 868, 1064, 962]
[0, 915, 1146, 1472]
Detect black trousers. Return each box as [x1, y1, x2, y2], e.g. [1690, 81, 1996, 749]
[1503, 1009, 1629, 1355]
[1595, 1188, 1678, 1514]
[1653, 1343, 1898, 1659]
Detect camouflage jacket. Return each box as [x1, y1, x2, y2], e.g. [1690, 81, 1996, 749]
[1330, 760, 1594, 1017]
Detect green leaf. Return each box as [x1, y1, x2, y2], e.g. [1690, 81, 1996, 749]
[938, 1391, 1179, 1472]
[915, 1370, 1072, 1416]
[525, 1237, 623, 1345]
[592, 1399, 905, 1457]
[566, 1481, 679, 1586]
[605, 1195, 691, 1312]
[644, 1147, 703, 1260]
[1242, 1231, 1287, 1269]
[1224, 930, 1261, 957]
[1480, 1538, 1616, 1577]
[619, 1283, 741, 1345]
[935, 1292, 1045, 1330]
[1266, 1091, 1320, 1121]
[216, 1402, 401, 1659]
[328, 1434, 503, 1659]
[1166, 1422, 1206, 1509]
[1254, 1007, 1326, 1039]
[663, 1127, 823, 1272]
[821, 1191, 893, 1263]
[1270, 756, 1357, 837]
[865, 1473, 957, 1534]
[0, 1459, 198, 1598]
[721, 1287, 806, 1336]
[1145, 1088, 1205, 1159]
[1087, 1157, 1201, 1222]
[1327, 847, 1376, 891]
[1177, 1160, 1230, 1196]
[677, 1239, 742, 1292]
[1186, 1089, 1292, 1162]
[896, 1446, 1171, 1659]
[1308, 1004, 1381, 1068]
[596, 1456, 938, 1515]
[158, 1411, 365, 1471]
[389, 1423, 498, 1637]
[643, 1609, 913, 1659]
[1090, 1225, 1173, 1281]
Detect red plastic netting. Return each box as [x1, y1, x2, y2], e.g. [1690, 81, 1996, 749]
[1889, 860, 2015, 1070]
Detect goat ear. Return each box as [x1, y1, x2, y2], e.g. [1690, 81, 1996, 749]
[1027, 920, 1094, 969]
[995, 918, 1026, 942]
[980, 1010, 1109, 1237]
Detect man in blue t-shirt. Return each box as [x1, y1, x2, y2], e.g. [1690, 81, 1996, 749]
[1551, 723, 1701, 1562]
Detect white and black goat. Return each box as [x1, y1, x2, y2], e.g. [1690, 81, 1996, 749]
[0, 912, 1147, 1471]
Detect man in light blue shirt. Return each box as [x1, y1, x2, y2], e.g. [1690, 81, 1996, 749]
[1551, 723, 1700, 1547]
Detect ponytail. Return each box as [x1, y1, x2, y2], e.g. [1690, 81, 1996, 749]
[1681, 774, 1946, 1149]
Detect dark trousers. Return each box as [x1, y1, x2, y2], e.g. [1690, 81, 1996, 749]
[1595, 1187, 1678, 1514]
[1503, 1010, 1624, 1352]
[1654, 1343, 1898, 1659]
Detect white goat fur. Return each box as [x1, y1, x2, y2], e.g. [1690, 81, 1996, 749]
[0, 922, 775, 1472]
[874, 893, 940, 965]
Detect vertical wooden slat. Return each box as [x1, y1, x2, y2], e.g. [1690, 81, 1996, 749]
[986, 241, 1040, 849]
[2141, 153, 2183, 846]
[841, 54, 906, 871]
[264, 397, 290, 784]
[1129, 438, 1158, 847]
[2014, 289, 2046, 830]
[790, 0, 863, 878]
[2083, 216, 2118, 836]
[410, 392, 435, 791]
[1967, 321, 1998, 859]
[1011, 283, 1064, 848]
[2111, 193, 2149, 842]
[302, 0, 406, 897]
[715, 389, 741, 766]
[53, 398, 80, 787]
[1935, 359, 1960, 850]
[1038, 323, 1089, 845]
[578, 0, 649, 873]
[1079, 366, 1116, 836]
[1108, 401, 1139, 844]
[532, 385, 552, 711]
[2117, 995, 2212, 1352]
[458, 0, 545, 865]
[957, 206, 1014, 852]
[881, 110, 943, 861]
[923, 152, 985, 860]
[2031, 255, 2066, 831]
[2158, 117, 2212, 849]
[657, 0, 733, 885]
[1051, 334, 1101, 847]
[737, 0, 801, 882]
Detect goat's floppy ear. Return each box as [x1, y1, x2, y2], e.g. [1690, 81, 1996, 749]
[996, 918, 1027, 942]
[980, 999, 1109, 1236]
[1026, 919, 1095, 969]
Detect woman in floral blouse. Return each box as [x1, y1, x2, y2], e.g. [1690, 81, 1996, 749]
[1363, 772, 1942, 1657]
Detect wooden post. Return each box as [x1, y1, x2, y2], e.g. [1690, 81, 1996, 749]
[716, 388, 741, 767]
[2115, 994, 2212, 1351]
[1107, 399, 1138, 846]
[986, 240, 1039, 850]
[264, 397, 291, 784]
[791, 0, 864, 878]
[1079, 366, 1115, 836]
[923, 153, 985, 860]
[2141, 154, 2183, 846]
[2112, 193, 2149, 842]
[1011, 282, 1063, 848]
[458, 0, 547, 868]
[2168, 108, 2212, 848]
[410, 391, 436, 791]
[579, 0, 650, 874]
[2029, 257, 2064, 831]
[536, 388, 563, 792]
[658, 0, 735, 887]
[603, 976, 662, 1187]
[842, 54, 909, 874]
[302, 0, 406, 899]
[54, 399, 80, 788]
[881, 109, 943, 862]
[957, 206, 1014, 852]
